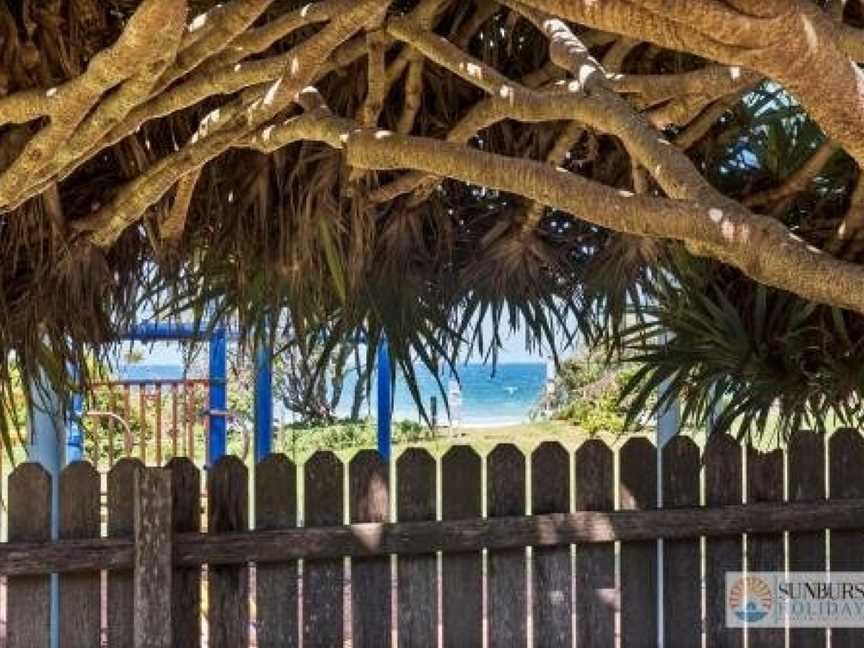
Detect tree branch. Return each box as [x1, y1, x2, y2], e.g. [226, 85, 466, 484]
[74, 0, 385, 248]
[0, 0, 188, 207]
[337, 121, 864, 314]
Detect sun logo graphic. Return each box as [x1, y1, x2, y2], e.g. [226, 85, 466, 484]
[728, 575, 774, 623]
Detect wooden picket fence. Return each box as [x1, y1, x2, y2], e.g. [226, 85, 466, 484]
[2, 429, 864, 647]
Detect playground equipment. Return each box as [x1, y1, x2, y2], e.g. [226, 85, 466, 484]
[25, 322, 393, 648]
[31, 322, 394, 471]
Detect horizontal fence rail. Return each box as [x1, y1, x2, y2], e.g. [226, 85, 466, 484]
[2, 429, 863, 647]
[2, 499, 864, 577]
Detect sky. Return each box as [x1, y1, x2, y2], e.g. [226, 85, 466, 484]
[123, 318, 568, 368]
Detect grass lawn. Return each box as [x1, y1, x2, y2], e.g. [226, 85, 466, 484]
[273, 418, 642, 465]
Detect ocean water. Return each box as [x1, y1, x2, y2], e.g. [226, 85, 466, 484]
[119, 364, 185, 381]
[120, 362, 549, 426]
[338, 363, 549, 426]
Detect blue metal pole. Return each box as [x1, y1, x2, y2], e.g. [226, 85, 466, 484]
[376, 338, 392, 460]
[66, 391, 84, 463]
[65, 364, 84, 464]
[254, 342, 273, 462]
[208, 328, 227, 465]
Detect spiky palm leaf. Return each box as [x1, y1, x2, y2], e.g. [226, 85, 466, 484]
[619, 256, 864, 444]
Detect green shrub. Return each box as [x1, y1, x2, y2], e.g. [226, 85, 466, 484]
[547, 350, 644, 435]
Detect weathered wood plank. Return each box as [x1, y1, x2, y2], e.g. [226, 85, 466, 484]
[704, 434, 743, 648]
[167, 457, 201, 648]
[7, 496, 864, 577]
[255, 454, 298, 648]
[303, 451, 344, 646]
[442, 445, 482, 647]
[108, 458, 144, 648]
[532, 441, 572, 648]
[350, 450, 391, 647]
[134, 468, 173, 648]
[662, 436, 701, 648]
[487, 444, 527, 647]
[746, 447, 784, 648]
[619, 437, 657, 648]
[396, 448, 437, 648]
[208, 456, 249, 648]
[788, 430, 826, 648]
[574, 440, 615, 648]
[8, 463, 52, 648]
[829, 429, 864, 647]
[59, 462, 101, 648]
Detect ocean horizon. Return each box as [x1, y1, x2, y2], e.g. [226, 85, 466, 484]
[120, 362, 550, 425]
[338, 362, 549, 425]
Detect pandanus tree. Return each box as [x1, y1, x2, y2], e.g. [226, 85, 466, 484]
[2, 0, 864, 442]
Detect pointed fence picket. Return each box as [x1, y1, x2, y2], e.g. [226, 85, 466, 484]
[487, 443, 527, 647]
[395, 448, 437, 647]
[829, 429, 864, 648]
[303, 451, 344, 645]
[704, 433, 743, 648]
[1, 431, 864, 646]
[441, 446, 483, 647]
[254, 454, 297, 648]
[59, 462, 100, 648]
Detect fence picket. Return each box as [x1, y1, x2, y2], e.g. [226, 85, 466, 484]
[108, 458, 144, 647]
[133, 468, 173, 648]
[619, 437, 657, 648]
[208, 456, 249, 648]
[487, 444, 527, 647]
[442, 445, 483, 647]
[168, 458, 201, 648]
[829, 429, 864, 647]
[350, 450, 392, 646]
[789, 430, 827, 648]
[396, 448, 437, 648]
[59, 462, 101, 648]
[255, 454, 298, 648]
[704, 434, 743, 648]
[8, 463, 52, 648]
[746, 447, 784, 647]
[574, 439, 615, 647]
[662, 436, 701, 647]
[531, 441, 572, 647]
[303, 451, 344, 646]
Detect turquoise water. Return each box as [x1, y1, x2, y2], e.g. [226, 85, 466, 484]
[122, 362, 549, 425]
[120, 364, 185, 381]
[339, 363, 548, 425]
